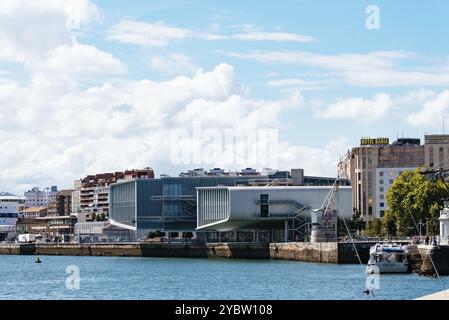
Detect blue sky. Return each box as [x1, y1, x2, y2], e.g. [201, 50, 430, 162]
[77, 0, 449, 142]
[1, 0, 449, 193]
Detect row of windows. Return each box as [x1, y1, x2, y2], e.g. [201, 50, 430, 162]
[378, 179, 394, 185]
[0, 213, 18, 218]
[378, 171, 402, 177]
[0, 199, 25, 203]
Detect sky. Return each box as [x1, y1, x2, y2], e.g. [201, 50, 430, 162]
[1, 0, 449, 194]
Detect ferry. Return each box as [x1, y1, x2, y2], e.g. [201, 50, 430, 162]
[366, 243, 409, 274]
[0, 194, 26, 241]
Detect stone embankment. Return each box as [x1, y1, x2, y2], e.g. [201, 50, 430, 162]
[1, 241, 448, 273]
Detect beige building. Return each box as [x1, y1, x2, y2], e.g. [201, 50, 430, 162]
[424, 135, 449, 169]
[339, 137, 424, 221]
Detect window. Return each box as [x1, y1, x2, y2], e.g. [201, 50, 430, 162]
[368, 206, 373, 215]
[260, 194, 269, 217]
[389, 179, 394, 184]
[380, 210, 385, 217]
[379, 179, 384, 184]
[379, 187, 384, 192]
[380, 195, 384, 200]
[379, 171, 384, 177]
[380, 202, 384, 207]
[429, 146, 434, 167]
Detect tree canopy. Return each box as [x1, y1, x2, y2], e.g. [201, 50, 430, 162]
[384, 168, 447, 236]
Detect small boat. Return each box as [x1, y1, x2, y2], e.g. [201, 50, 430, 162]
[35, 256, 41, 264]
[366, 243, 409, 274]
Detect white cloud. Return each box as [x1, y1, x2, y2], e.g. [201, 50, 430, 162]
[406, 90, 449, 128]
[231, 31, 315, 42]
[0, 1, 125, 84]
[225, 50, 449, 88]
[36, 44, 126, 76]
[149, 53, 198, 76]
[0, 0, 100, 63]
[106, 20, 191, 47]
[267, 78, 333, 90]
[0, 63, 307, 194]
[278, 137, 349, 177]
[315, 93, 392, 122]
[106, 19, 315, 46]
[225, 50, 407, 70]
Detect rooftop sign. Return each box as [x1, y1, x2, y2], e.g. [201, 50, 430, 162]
[360, 137, 389, 146]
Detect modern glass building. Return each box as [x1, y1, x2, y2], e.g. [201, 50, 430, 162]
[109, 176, 263, 235]
[109, 179, 163, 231]
[109, 169, 350, 239]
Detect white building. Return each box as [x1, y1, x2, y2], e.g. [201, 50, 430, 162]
[375, 167, 414, 218]
[71, 179, 82, 216]
[24, 186, 58, 207]
[196, 186, 352, 232]
[0, 195, 26, 241]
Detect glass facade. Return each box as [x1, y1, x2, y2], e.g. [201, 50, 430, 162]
[109, 179, 163, 230]
[109, 180, 136, 228]
[161, 176, 257, 230]
[110, 174, 344, 232]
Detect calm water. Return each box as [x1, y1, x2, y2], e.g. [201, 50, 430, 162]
[0, 255, 447, 300]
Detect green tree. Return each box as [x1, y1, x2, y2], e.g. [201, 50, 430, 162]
[363, 218, 383, 237]
[385, 169, 446, 236]
[382, 210, 397, 237]
[169, 232, 179, 238]
[148, 230, 166, 239]
[182, 232, 194, 239]
[348, 208, 365, 233]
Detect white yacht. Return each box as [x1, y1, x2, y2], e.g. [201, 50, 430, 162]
[0, 194, 26, 241]
[366, 243, 409, 274]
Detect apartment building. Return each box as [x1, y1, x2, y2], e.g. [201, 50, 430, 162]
[339, 137, 424, 221]
[24, 186, 58, 207]
[75, 168, 154, 221]
[47, 190, 73, 216]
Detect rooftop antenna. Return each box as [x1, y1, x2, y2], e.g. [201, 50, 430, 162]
[444, 115, 445, 135]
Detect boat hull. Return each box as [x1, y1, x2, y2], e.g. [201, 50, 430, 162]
[366, 262, 409, 274]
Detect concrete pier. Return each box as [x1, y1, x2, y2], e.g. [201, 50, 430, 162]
[417, 245, 449, 276]
[0, 241, 368, 264]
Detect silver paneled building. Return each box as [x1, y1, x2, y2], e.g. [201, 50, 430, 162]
[196, 186, 352, 241]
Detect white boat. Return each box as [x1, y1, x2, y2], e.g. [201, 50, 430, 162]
[366, 243, 409, 274]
